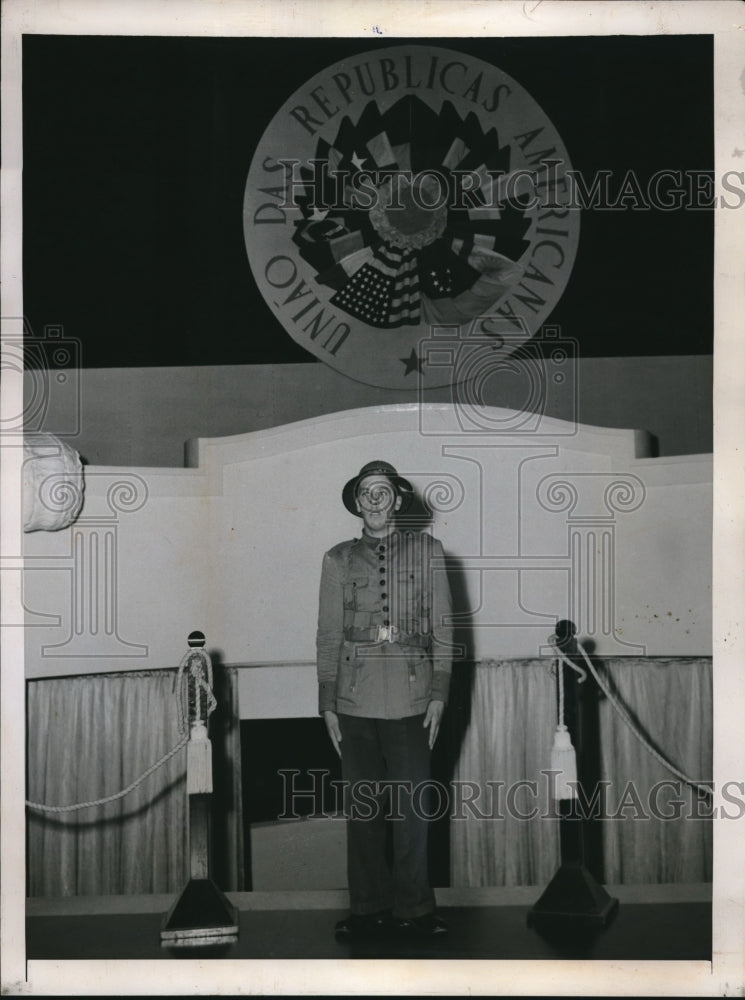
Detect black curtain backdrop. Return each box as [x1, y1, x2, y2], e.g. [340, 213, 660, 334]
[22, 34, 713, 368]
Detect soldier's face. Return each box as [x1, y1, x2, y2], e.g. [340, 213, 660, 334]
[355, 474, 402, 534]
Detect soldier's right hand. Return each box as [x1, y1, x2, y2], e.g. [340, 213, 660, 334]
[323, 710, 342, 758]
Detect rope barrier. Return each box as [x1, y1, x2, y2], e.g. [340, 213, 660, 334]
[551, 637, 713, 796]
[25, 734, 189, 813]
[26, 634, 712, 810]
[27, 642, 216, 814]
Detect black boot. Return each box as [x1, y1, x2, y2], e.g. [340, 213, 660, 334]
[334, 909, 393, 940]
[394, 911, 449, 937]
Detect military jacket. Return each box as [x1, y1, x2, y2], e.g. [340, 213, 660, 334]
[316, 529, 453, 718]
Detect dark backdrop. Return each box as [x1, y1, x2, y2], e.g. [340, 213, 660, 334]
[22, 34, 713, 367]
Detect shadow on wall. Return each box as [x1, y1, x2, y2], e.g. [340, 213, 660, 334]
[392, 495, 476, 887]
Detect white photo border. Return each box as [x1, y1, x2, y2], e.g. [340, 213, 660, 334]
[2, 0, 743, 995]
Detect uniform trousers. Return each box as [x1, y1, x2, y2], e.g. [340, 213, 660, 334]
[337, 712, 435, 919]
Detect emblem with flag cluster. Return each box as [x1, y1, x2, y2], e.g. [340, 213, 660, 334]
[245, 45, 579, 388]
[290, 95, 532, 329]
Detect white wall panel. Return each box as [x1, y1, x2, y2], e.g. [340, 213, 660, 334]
[23, 405, 712, 703]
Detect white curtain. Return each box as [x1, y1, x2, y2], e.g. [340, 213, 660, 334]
[600, 658, 712, 883]
[27, 667, 243, 897]
[449, 657, 712, 887]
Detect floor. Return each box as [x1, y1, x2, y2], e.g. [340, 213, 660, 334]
[26, 884, 711, 962]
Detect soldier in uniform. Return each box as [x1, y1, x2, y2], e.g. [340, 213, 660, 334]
[316, 460, 453, 939]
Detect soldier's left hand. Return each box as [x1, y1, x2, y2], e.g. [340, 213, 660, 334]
[423, 699, 445, 749]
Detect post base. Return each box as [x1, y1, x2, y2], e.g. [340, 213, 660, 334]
[527, 862, 619, 934]
[160, 878, 239, 947]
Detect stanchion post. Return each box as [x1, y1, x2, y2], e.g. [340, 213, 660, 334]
[160, 631, 239, 947]
[527, 619, 619, 937]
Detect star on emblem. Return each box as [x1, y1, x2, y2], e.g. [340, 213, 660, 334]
[309, 206, 329, 222]
[351, 152, 366, 170]
[400, 348, 424, 375]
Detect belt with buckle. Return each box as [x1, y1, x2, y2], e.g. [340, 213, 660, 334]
[344, 626, 428, 648]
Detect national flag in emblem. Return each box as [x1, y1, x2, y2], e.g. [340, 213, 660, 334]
[292, 94, 532, 330]
[330, 254, 421, 328]
[331, 263, 395, 326]
[424, 266, 455, 296]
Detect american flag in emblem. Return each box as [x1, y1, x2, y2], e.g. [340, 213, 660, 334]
[291, 95, 532, 330]
[331, 245, 420, 328]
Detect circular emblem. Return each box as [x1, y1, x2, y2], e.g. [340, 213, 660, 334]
[244, 45, 579, 389]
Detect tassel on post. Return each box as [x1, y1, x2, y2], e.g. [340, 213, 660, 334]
[186, 721, 213, 795]
[551, 724, 578, 800]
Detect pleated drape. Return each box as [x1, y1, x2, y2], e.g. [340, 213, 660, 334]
[27, 667, 244, 897]
[450, 657, 712, 887]
[450, 659, 560, 887]
[27, 660, 709, 895]
[598, 658, 712, 883]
